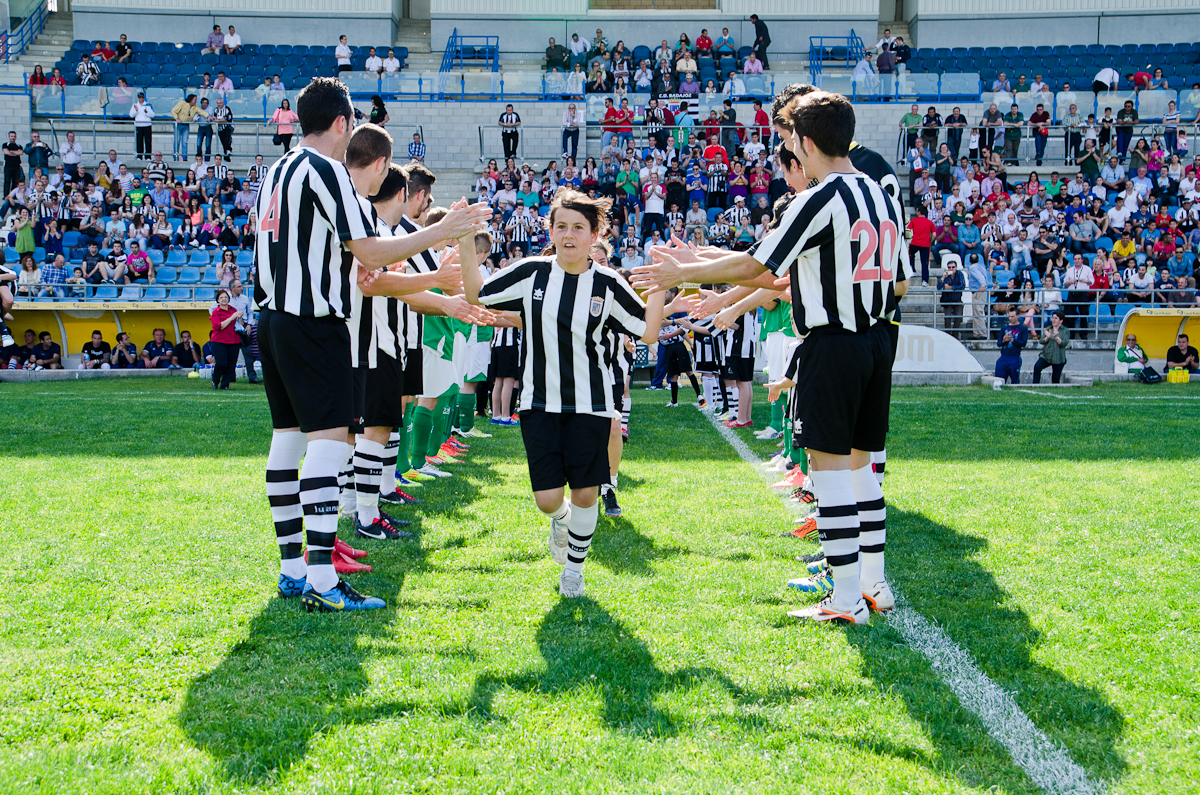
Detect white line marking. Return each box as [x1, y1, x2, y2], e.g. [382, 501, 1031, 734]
[1013, 389, 1200, 401]
[1012, 389, 1101, 399]
[703, 410, 1103, 795]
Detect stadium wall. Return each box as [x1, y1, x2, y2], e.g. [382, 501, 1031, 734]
[907, 0, 1200, 48]
[0, 88, 32, 142]
[71, 0, 403, 48]
[429, 0, 878, 59]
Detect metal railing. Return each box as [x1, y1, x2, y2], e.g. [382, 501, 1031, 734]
[0, 0, 48, 64]
[808, 30, 865, 76]
[12, 280, 239, 302]
[902, 286, 1197, 341]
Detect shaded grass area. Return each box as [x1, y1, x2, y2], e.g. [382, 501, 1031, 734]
[0, 379, 1195, 793]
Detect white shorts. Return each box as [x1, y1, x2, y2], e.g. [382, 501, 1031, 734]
[764, 331, 792, 382]
[421, 346, 458, 399]
[464, 340, 491, 383]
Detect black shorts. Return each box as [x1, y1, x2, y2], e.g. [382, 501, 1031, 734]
[518, 410, 611, 492]
[349, 366, 368, 434]
[791, 322, 893, 456]
[258, 308, 353, 432]
[723, 355, 754, 383]
[611, 379, 625, 415]
[662, 340, 692, 376]
[364, 353, 406, 429]
[491, 345, 521, 380]
[402, 346, 423, 397]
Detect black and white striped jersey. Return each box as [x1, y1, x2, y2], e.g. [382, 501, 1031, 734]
[604, 330, 634, 383]
[750, 172, 905, 337]
[478, 256, 647, 417]
[692, 317, 724, 371]
[350, 217, 404, 367]
[723, 310, 758, 360]
[491, 325, 521, 349]
[253, 146, 377, 319]
[393, 215, 440, 351]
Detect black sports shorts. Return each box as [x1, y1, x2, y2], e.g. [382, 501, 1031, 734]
[491, 345, 521, 380]
[349, 366, 368, 434]
[518, 409, 611, 492]
[723, 354, 755, 383]
[258, 307, 353, 432]
[662, 340, 693, 377]
[790, 322, 893, 456]
[402, 346, 423, 397]
[365, 353, 406, 429]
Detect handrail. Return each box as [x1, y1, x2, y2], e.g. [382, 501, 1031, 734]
[1, 0, 49, 64]
[437, 27, 458, 99]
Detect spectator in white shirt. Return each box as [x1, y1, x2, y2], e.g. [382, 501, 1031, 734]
[364, 47, 382, 73]
[1106, 196, 1132, 232]
[871, 30, 896, 52]
[724, 71, 746, 98]
[223, 26, 242, 55]
[1030, 74, 1050, 96]
[568, 33, 590, 70]
[634, 61, 653, 90]
[60, 132, 83, 179]
[1093, 66, 1119, 94]
[335, 35, 352, 74]
[561, 103, 584, 160]
[654, 40, 672, 63]
[382, 49, 400, 74]
[853, 53, 878, 90]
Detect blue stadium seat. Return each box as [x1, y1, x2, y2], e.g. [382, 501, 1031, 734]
[167, 286, 193, 300]
[951, 47, 968, 58]
[63, 231, 81, 249]
[632, 45, 651, 65]
[34, 246, 45, 263]
[201, 266, 220, 284]
[155, 266, 177, 284]
[189, 250, 210, 264]
[260, 44, 276, 56]
[277, 45, 294, 57]
[1086, 44, 1104, 57]
[2, 247, 16, 264]
[194, 287, 216, 302]
[177, 266, 201, 284]
[89, 284, 118, 301]
[236, 250, 253, 265]
[1120, 43, 1138, 55]
[1034, 46, 1052, 57]
[738, 46, 752, 61]
[120, 285, 142, 300]
[141, 286, 167, 301]
[147, 250, 164, 266]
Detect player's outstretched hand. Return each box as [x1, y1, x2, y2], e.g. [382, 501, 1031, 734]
[440, 246, 460, 267]
[357, 267, 380, 290]
[689, 288, 724, 319]
[440, 201, 492, 238]
[713, 306, 739, 330]
[631, 244, 697, 295]
[766, 377, 794, 403]
[444, 295, 495, 325]
[434, 263, 464, 291]
[667, 291, 698, 315]
[773, 273, 791, 290]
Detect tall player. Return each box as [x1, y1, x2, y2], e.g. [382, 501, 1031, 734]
[255, 77, 489, 613]
[632, 90, 905, 625]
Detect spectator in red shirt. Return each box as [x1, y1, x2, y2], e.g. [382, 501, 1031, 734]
[209, 288, 243, 389]
[907, 206, 936, 284]
[1152, 236, 1175, 269]
[615, 97, 634, 148]
[752, 98, 770, 143]
[91, 41, 116, 62]
[696, 30, 713, 55]
[601, 97, 620, 151]
[1127, 71, 1152, 92]
[702, 133, 727, 166]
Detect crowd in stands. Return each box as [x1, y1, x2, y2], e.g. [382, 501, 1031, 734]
[476, 98, 779, 270]
[1, 137, 266, 296]
[542, 22, 774, 100]
[898, 102, 1200, 342]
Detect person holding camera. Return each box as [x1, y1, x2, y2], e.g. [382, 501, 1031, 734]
[1033, 310, 1069, 383]
[209, 288, 243, 389]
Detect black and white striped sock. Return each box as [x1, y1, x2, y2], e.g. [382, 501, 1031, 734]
[337, 449, 356, 515]
[354, 438, 386, 524]
[299, 439, 347, 594]
[265, 431, 307, 579]
[564, 501, 598, 576]
[853, 464, 886, 587]
[380, 431, 400, 496]
[809, 469, 861, 609]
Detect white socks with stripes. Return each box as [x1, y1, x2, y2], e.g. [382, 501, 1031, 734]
[354, 438, 386, 525]
[266, 430, 307, 579]
[702, 375, 717, 409]
[337, 449, 356, 515]
[853, 464, 887, 587]
[810, 468, 861, 610]
[871, 448, 887, 486]
[300, 439, 348, 594]
[380, 431, 401, 496]
[564, 501, 599, 575]
[541, 499, 571, 524]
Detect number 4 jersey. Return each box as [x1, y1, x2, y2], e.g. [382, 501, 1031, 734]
[749, 172, 906, 337]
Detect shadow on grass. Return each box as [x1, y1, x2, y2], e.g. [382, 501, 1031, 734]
[459, 597, 741, 737]
[177, 525, 431, 785]
[589, 515, 690, 576]
[844, 508, 1127, 792]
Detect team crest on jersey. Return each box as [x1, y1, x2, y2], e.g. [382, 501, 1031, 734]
[589, 296, 603, 317]
[533, 288, 544, 301]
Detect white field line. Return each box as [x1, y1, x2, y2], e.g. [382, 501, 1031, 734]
[1012, 389, 1200, 401]
[704, 411, 1103, 795]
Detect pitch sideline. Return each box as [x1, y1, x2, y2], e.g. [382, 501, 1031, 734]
[704, 409, 1103, 795]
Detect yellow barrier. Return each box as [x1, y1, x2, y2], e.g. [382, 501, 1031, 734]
[1115, 308, 1200, 372]
[9, 302, 215, 355]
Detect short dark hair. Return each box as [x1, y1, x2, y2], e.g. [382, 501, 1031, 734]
[473, 231, 493, 256]
[774, 142, 799, 172]
[548, 188, 611, 233]
[771, 82, 816, 130]
[295, 77, 353, 137]
[369, 162, 407, 204]
[345, 123, 393, 170]
[784, 91, 855, 157]
[403, 162, 436, 200]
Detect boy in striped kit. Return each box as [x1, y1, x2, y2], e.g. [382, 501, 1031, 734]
[462, 189, 686, 599]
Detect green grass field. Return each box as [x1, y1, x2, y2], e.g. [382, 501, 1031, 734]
[0, 378, 1197, 795]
